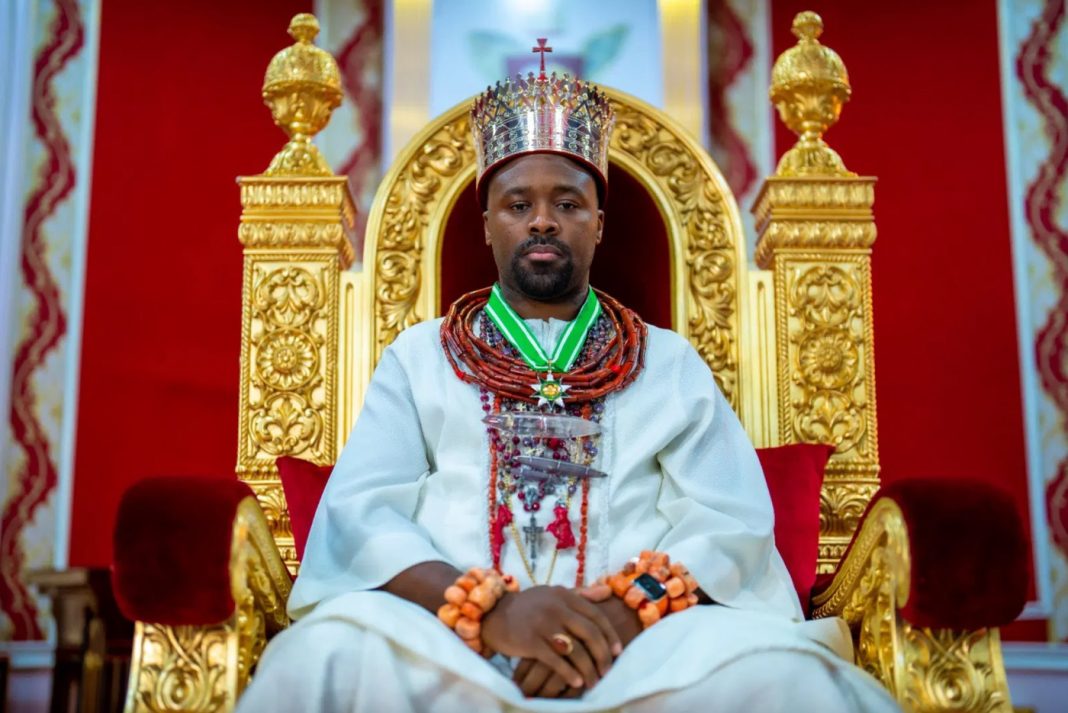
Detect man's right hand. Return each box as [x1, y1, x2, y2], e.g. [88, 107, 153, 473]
[481, 585, 622, 691]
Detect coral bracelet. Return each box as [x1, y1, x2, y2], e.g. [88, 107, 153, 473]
[437, 567, 519, 655]
[598, 551, 700, 629]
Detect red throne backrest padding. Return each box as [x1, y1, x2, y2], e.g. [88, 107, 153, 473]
[844, 478, 1029, 629]
[440, 165, 674, 329]
[278, 444, 832, 611]
[112, 476, 254, 625]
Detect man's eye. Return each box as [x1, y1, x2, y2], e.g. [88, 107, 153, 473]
[557, 201, 577, 210]
[509, 202, 529, 212]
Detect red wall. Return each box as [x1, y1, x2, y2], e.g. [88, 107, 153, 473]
[770, 0, 1033, 595]
[71, 0, 310, 566]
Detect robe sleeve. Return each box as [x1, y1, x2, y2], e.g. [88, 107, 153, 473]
[287, 339, 451, 619]
[653, 342, 803, 620]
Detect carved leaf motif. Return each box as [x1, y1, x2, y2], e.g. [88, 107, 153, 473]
[811, 501, 1011, 711]
[819, 482, 877, 539]
[253, 483, 292, 539]
[249, 392, 323, 456]
[253, 267, 322, 329]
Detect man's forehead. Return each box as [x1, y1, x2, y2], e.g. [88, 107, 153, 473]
[489, 154, 597, 192]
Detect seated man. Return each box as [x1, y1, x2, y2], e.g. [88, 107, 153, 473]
[239, 69, 900, 713]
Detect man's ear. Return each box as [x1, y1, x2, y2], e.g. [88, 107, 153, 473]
[483, 210, 491, 245]
[595, 209, 605, 244]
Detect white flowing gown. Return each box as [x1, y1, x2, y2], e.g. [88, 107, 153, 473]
[238, 316, 900, 712]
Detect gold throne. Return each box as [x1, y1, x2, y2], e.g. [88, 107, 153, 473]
[115, 12, 1022, 713]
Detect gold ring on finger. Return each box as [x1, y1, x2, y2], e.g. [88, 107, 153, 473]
[550, 632, 574, 656]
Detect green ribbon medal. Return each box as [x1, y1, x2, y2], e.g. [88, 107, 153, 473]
[484, 283, 602, 407]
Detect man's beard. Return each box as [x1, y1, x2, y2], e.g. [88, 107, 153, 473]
[510, 236, 575, 300]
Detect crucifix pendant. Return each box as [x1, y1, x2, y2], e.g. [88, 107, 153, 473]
[523, 513, 544, 570]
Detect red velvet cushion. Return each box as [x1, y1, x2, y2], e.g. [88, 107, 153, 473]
[277, 456, 332, 560]
[863, 478, 1027, 629]
[757, 444, 834, 611]
[278, 446, 831, 610]
[112, 476, 254, 625]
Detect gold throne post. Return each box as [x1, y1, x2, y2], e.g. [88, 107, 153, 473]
[112, 12, 1024, 713]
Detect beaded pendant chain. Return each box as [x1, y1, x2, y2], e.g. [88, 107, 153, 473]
[478, 314, 612, 587]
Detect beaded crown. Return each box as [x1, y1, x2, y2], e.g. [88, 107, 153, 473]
[471, 72, 615, 199]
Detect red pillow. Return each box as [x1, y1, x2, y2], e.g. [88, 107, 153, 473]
[757, 443, 833, 611]
[277, 445, 831, 610]
[276, 456, 332, 560]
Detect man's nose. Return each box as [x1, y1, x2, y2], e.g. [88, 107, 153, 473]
[528, 207, 559, 235]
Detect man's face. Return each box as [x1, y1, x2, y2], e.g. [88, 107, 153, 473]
[483, 154, 604, 302]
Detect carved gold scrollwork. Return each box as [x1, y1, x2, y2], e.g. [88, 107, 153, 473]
[371, 117, 474, 356]
[899, 628, 1010, 713]
[127, 624, 231, 713]
[820, 482, 878, 538]
[250, 481, 291, 539]
[758, 16, 880, 579]
[609, 100, 739, 405]
[812, 499, 1013, 712]
[247, 481, 300, 572]
[250, 393, 323, 456]
[789, 264, 867, 453]
[253, 266, 322, 328]
[243, 261, 335, 468]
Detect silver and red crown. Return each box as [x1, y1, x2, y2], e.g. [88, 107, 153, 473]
[471, 41, 614, 200]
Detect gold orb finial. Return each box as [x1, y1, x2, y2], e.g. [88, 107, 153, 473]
[770, 11, 854, 177]
[288, 13, 320, 43]
[261, 13, 342, 176]
[791, 11, 823, 41]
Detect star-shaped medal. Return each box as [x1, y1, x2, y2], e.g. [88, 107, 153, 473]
[531, 372, 571, 408]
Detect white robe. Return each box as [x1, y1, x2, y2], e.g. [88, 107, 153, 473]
[239, 317, 900, 712]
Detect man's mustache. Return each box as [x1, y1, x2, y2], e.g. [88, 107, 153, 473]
[517, 236, 571, 257]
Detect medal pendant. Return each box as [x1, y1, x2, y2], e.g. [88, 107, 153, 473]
[531, 372, 571, 408]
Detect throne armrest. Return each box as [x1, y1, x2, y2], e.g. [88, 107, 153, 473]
[113, 477, 292, 712]
[811, 479, 1026, 712]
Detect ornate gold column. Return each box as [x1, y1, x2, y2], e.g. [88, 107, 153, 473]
[235, 14, 356, 572]
[752, 12, 878, 573]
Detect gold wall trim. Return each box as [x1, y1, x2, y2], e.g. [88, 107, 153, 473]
[363, 86, 746, 409]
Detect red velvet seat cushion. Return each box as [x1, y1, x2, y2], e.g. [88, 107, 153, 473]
[277, 444, 832, 611]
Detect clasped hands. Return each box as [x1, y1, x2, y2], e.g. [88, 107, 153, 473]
[480, 583, 642, 699]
